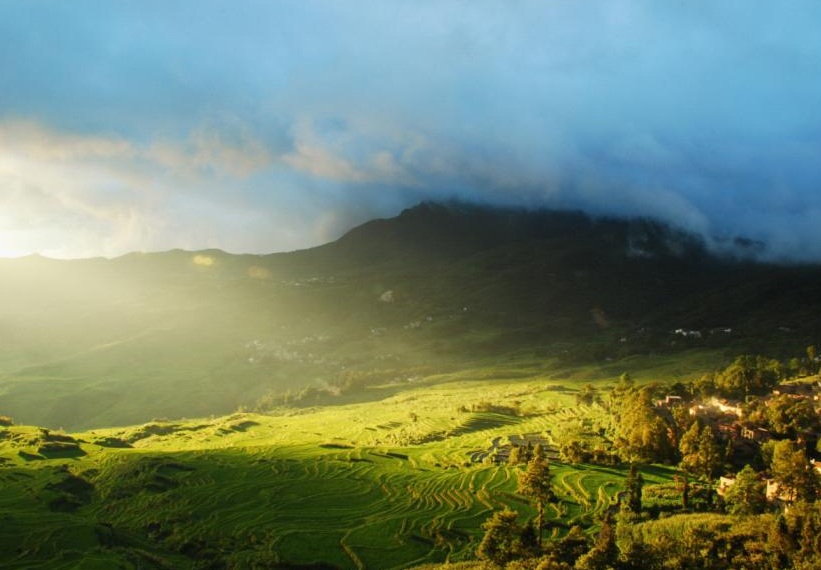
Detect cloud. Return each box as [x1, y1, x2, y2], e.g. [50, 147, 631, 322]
[284, 142, 367, 183]
[0, 119, 282, 257]
[0, 121, 134, 161]
[281, 118, 418, 186]
[2, 2, 821, 260]
[148, 121, 275, 179]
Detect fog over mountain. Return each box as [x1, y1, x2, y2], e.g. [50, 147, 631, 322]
[1, 2, 820, 260]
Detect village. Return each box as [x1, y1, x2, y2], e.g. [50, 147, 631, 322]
[469, 353, 821, 511]
[678, 378, 821, 505]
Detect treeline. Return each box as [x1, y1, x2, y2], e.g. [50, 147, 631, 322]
[610, 348, 820, 465]
[473, 502, 821, 570]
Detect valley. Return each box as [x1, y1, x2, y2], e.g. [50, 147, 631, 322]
[3, 203, 821, 569]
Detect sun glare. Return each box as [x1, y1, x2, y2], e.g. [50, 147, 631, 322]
[0, 235, 32, 259]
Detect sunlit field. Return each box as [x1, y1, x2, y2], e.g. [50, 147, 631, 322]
[0, 361, 691, 569]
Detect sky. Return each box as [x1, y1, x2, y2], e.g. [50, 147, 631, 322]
[1, 1, 821, 260]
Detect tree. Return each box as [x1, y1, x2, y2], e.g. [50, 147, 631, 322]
[679, 423, 722, 480]
[765, 394, 821, 439]
[788, 357, 803, 378]
[715, 355, 780, 399]
[624, 464, 644, 515]
[560, 440, 589, 464]
[609, 373, 634, 414]
[696, 426, 723, 480]
[678, 421, 701, 461]
[517, 444, 555, 547]
[724, 464, 766, 515]
[574, 513, 617, 570]
[771, 440, 818, 502]
[767, 514, 796, 569]
[577, 384, 599, 406]
[552, 525, 587, 567]
[693, 373, 717, 398]
[509, 445, 529, 465]
[477, 509, 525, 566]
[674, 475, 690, 510]
[615, 386, 675, 463]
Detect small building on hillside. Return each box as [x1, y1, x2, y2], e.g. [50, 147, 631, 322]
[712, 398, 743, 418]
[689, 398, 743, 420]
[766, 479, 793, 503]
[717, 422, 741, 440]
[717, 476, 736, 497]
[655, 395, 684, 408]
[741, 425, 772, 443]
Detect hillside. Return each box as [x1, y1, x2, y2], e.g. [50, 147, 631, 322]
[1, 201, 821, 430]
[0, 366, 683, 569]
[3, 202, 821, 568]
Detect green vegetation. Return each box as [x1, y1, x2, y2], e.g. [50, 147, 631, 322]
[3, 204, 821, 431]
[3, 203, 821, 568]
[0, 366, 686, 569]
[6, 344, 815, 569]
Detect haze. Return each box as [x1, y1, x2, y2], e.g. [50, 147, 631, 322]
[2, 1, 820, 260]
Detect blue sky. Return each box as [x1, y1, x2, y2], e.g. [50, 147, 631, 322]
[1, 1, 820, 259]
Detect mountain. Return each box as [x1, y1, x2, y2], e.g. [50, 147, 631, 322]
[1, 201, 820, 430]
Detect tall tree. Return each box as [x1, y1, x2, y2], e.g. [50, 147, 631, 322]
[476, 509, 524, 567]
[517, 444, 554, 548]
[552, 525, 588, 567]
[680, 423, 722, 480]
[509, 444, 527, 465]
[715, 355, 780, 399]
[616, 386, 675, 463]
[624, 464, 644, 515]
[771, 440, 818, 502]
[609, 372, 634, 415]
[696, 426, 723, 481]
[679, 421, 701, 463]
[766, 394, 821, 439]
[674, 475, 690, 510]
[575, 513, 617, 570]
[724, 464, 766, 515]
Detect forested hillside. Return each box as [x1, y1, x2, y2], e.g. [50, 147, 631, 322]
[2, 203, 821, 430]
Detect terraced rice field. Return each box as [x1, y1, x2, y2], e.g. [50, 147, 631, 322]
[0, 375, 678, 568]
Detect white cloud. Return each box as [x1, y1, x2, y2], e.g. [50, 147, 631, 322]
[0, 119, 282, 258]
[283, 142, 367, 183]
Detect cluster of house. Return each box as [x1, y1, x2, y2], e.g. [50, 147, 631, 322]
[716, 475, 795, 503]
[657, 382, 821, 445]
[656, 380, 821, 505]
[716, 469, 821, 505]
[470, 433, 556, 464]
[671, 327, 733, 339]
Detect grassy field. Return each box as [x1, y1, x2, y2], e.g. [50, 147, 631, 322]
[0, 358, 700, 569]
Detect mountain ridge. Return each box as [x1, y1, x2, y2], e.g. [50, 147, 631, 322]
[1, 201, 820, 430]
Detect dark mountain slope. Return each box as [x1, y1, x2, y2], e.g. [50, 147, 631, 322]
[0, 201, 819, 429]
[300, 201, 821, 351]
